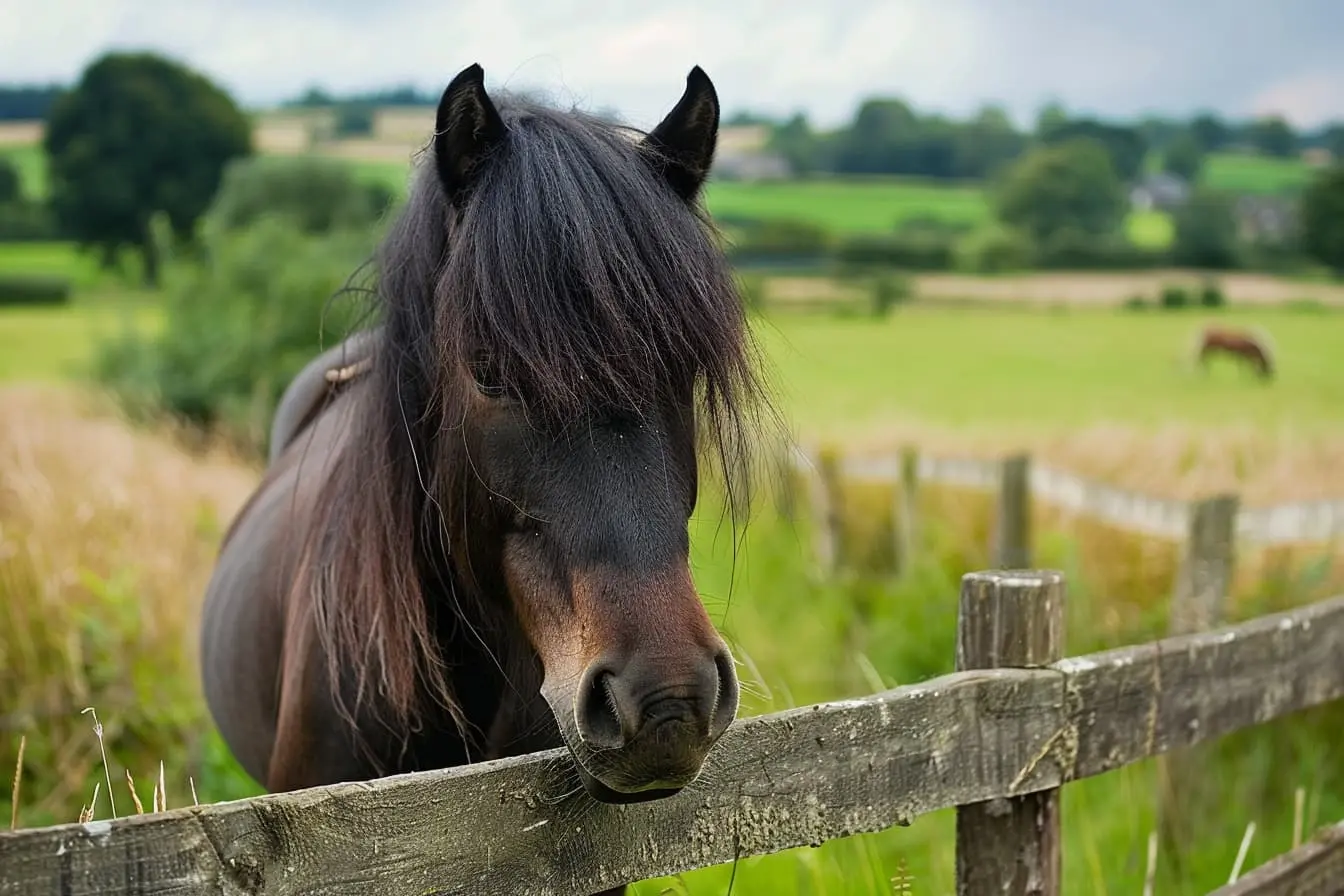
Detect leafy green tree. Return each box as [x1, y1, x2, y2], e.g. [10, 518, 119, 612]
[1300, 164, 1344, 275]
[1163, 131, 1205, 182]
[995, 138, 1127, 244]
[0, 156, 20, 204]
[1171, 189, 1239, 269]
[1320, 123, 1344, 160]
[1246, 115, 1296, 158]
[1038, 117, 1148, 182]
[42, 52, 252, 284]
[204, 154, 395, 238]
[1189, 113, 1230, 152]
[94, 215, 370, 452]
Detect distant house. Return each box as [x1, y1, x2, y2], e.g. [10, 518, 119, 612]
[712, 152, 792, 181]
[1129, 172, 1191, 212]
[1302, 147, 1334, 169]
[1234, 195, 1297, 244]
[710, 123, 792, 182]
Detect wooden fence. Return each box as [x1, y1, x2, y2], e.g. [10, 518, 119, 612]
[3, 569, 1343, 895]
[789, 445, 1344, 579]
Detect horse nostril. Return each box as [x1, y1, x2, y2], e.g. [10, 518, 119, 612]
[709, 646, 740, 740]
[575, 666, 626, 750]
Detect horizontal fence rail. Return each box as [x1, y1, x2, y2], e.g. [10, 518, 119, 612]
[4, 582, 1344, 896]
[1209, 820, 1344, 895]
[792, 446, 1344, 546]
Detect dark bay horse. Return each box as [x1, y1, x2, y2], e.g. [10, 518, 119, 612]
[1196, 325, 1275, 380]
[199, 63, 768, 887]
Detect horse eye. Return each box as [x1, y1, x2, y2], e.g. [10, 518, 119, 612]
[469, 361, 512, 399]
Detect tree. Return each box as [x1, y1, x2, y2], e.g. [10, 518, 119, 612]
[1300, 164, 1344, 275]
[1171, 189, 1239, 269]
[995, 138, 1127, 244]
[42, 52, 252, 285]
[1038, 117, 1148, 182]
[204, 154, 394, 237]
[1189, 113, 1230, 152]
[1319, 123, 1344, 160]
[0, 156, 20, 204]
[1246, 115, 1296, 158]
[1163, 131, 1205, 182]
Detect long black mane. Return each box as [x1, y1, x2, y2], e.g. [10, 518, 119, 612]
[301, 92, 774, 739]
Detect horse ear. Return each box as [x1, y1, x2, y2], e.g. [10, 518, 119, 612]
[434, 63, 507, 202]
[641, 66, 720, 201]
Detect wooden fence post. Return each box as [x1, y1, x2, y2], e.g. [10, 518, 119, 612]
[810, 447, 844, 574]
[993, 454, 1032, 568]
[1158, 493, 1240, 866]
[895, 445, 919, 576]
[955, 569, 1065, 896]
[1169, 494, 1240, 636]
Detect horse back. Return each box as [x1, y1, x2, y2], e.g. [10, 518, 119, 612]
[268, 328, 380, 465]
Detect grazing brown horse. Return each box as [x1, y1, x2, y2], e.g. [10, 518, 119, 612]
[1196, 325, 1275, 380]
[199, 64, 768, 892]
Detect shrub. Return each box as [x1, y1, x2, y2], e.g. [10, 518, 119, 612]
[1171, 189, 1240, 270]
[833, 231, 955, 273]
[725, 217, 833, 267]
[94, 215, 373, 455]
[204, 154, 396, 239]
[1033, 226, 1168, 270]
[870, 274, 913, 317]
[0, 156, 20, 203]
[0, 200, 58, 241]
[1198, 279, 1226, 308]
[0, 273, 71, 306]
[954, 223, 1032, 274]
[1159, 284, 1191, 309]
[1122, 294, 1150, 311]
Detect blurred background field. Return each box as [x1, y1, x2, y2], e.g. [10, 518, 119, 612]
[3, 20, 1344, 894]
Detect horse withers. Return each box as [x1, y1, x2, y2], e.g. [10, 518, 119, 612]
[198, 62, 770, 873]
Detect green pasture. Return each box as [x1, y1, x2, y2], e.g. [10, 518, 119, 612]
[5, 271, 1342, 441]
[1202, 152, 1316, 194]
[0, 143, 46, 198]
[0, 240, 106, 287]
[705, 176, 988, 234]
[0, 296, 160, 382]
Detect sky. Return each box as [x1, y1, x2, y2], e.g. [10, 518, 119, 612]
[3, 0, 1344, 131]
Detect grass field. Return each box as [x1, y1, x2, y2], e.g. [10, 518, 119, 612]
[1202, 152, 1318, 194]
[0, 142, 46, 198]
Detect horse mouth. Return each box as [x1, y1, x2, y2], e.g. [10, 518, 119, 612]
[572, 762, 688, 804]
[563, 733, 710, 804]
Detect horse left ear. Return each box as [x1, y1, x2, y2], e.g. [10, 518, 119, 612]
[434, 63, 507, 203]
[640, 66, 720, 201]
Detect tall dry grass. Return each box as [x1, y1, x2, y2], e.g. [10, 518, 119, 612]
[0, 385, 259, 826]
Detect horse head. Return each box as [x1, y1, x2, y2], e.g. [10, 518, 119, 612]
[411, 64, 761, 802]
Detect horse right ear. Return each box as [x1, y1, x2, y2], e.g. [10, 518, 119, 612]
[434, 63, 507, 203]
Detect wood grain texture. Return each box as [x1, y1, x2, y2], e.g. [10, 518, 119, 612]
[1161, 493, 1239, 868]
[993, 455, 1032, 569]
[955, 570, 1064, 896]
[4, 594, 1344, 896]
[1208, 821, 1344, 895]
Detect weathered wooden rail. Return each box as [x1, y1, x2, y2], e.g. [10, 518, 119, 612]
[3, 570, 1343, 895]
